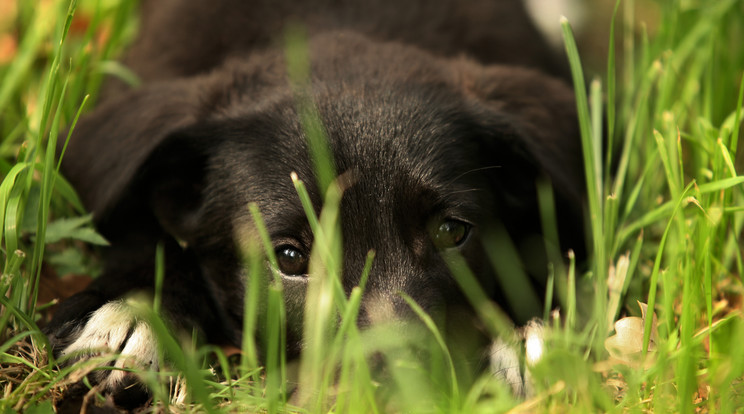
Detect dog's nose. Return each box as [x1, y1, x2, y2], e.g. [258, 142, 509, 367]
[356, 291, 416, 328]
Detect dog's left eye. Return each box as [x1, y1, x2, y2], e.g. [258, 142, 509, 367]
[275, 245, 309, 276]
[431, 219, 471, 249]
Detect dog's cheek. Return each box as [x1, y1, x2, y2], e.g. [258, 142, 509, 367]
[233, 213, 310, 351]
[281, 280, 308, 354]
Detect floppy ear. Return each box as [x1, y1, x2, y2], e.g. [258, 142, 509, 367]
[62, 80, 211, 236]
[129, 124, 234, 244]
[464, 65, 585, 256]
[469, 65, 584, 206]
[61, 81, 206, 223]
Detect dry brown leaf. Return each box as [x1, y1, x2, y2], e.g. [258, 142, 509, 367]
[604, 301, 658, 368]
[607, 252, 630, 330]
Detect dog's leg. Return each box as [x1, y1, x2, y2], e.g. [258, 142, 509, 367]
[45, 280, 161, 407]
[56, 297, 158, 401]
[45, 240, 236, 406]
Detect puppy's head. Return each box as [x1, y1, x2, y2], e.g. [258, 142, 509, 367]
[62, 32, 583, 354]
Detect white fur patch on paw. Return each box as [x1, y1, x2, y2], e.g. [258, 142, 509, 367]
[61, 298, 159, 391]
[489, 319, 544, 397]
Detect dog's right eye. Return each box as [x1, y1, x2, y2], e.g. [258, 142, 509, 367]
[431, 219, 471, 250]
[275, 245, 309, 276]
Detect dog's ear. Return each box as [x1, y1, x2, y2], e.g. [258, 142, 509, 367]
[62, 82, 204, 217]
[131, 127, 220, 243]
[463, 65, 585, 256]
[60, 81, 218, 243]
[467, 65, 584, 206]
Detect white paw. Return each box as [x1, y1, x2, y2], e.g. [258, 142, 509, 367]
[61, 298, 159, 391]
[489, 319, 544, 397]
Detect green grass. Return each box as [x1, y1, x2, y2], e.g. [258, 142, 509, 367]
[2, 0, 744, 412]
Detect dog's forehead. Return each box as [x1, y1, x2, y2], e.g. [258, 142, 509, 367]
[321, 85, 482, 179]
[219, 85, 489, 232]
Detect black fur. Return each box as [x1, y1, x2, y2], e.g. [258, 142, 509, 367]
[46, 0, 584, 399]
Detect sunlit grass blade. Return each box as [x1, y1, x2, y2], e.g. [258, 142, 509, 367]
[653, 129, 681, 200]
[3, 174, 27, 274]
[444, 251, 512, 339]
[481, 224, 540, 323]
[604, 0, 621, 182]
[696, 176, 744, 194]
[612, 60, 662, 209]
[565, 250, 576, 335]
[298, 178, 344, 409]
[138, 306, 217, 414]
[292, 172, 349, 313]
[536, 179, 565, 279]
[29, 68, 72, 314]
[730, 73, 744, 154]
[247, 203, 288, 411]
[285, 24, 335, 194]
[240, 240, 264, 384]
[561, 18, 607, 306]
[400, 292, 459, 407]
[643, 182, 695, 358]
[0, 163, 29, 261]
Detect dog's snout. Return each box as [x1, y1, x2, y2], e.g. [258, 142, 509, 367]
[357, 292, 410, 327]
[356, 282, 446, 329]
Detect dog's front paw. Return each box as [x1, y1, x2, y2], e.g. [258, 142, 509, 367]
[57, 298, 159, 405]
[489, 319, 544, 398]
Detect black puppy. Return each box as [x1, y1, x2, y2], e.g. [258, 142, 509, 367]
[46, 0, 584, 401]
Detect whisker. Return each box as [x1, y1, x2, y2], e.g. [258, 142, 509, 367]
[445, 165, 502, 186]
[444, 188, 483, 196]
